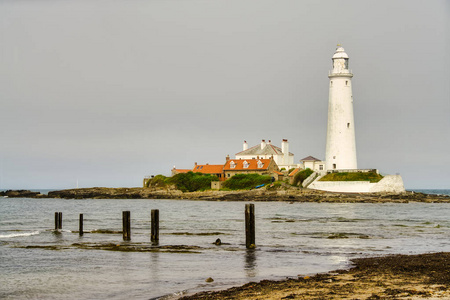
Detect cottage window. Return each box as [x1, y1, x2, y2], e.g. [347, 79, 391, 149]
[243, 161, 249, 168]
[319, 165, 323, 170]
[230, 161, 236, 169]
[257, 160, 264, 168]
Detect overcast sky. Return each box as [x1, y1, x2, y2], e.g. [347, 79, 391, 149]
[1, 0, 449, 189]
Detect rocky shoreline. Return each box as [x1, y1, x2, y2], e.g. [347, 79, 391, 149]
[1, 187, 449, 203]
[179, 252, 450, 299]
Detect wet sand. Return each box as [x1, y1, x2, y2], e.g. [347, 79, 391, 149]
[180, 252, 450, 299]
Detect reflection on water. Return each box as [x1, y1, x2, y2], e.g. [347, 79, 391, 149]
[244, 249, 257, 278]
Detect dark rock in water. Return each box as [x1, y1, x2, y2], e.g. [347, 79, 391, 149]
[0, 190, 42, 198]
[205, 277, 214, 283]
[214, 238, 222, 245]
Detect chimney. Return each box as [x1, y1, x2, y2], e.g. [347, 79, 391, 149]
[195, 162, 197, 166]
[226, 154, 230, 161]
[243, 140, 248, 151]
[281, 139, 289, 165]
[268, 140, 271, 144]
[261, 139, 266, 150]
[281, 139, 288, 154]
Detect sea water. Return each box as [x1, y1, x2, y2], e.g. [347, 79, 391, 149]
[0, 193, 449, 299]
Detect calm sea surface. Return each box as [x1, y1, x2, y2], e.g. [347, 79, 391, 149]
[1, 190, 449, 299]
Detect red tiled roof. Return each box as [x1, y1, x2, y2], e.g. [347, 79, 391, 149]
[289, 168, 300, 177]
[192, 164, 224, 174]
[273, 171, 284, 175]
[174, 169, 191, 173]
[223, 159, 272, 171]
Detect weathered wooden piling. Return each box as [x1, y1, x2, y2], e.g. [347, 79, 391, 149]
[58, 212, 62, 230]
[122, 211, 131, 241]
[151, 209, 159, 242]
[55, 212, 59, 230]
[55, 212, 62, 230]
[79, 214, 84, 236]
[245, 204, 255, 249]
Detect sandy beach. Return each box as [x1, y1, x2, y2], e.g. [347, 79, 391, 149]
[180, 252, 450, 299]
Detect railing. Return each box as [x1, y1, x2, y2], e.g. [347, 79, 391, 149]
[327, 169, 378, 174]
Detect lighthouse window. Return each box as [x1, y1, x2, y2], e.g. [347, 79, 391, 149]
[330, 81, 333, 86]
[345, 81, 348, 85]
[347, 123, 350, 128]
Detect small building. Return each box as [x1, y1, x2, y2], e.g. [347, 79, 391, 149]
[288, 168, 301, 185]
[223, 158, 279, 180]
[236, 139, 296, 171]
[300, 156, 325, 172]
[272, 170, 284, 181]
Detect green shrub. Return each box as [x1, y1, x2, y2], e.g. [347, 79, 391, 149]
[168, 172, 218, 192]
[223, 173, 271, 190]
[319, 171, 383, 183]
[145, 175, 169, 188]
[293, 168, 313, 186]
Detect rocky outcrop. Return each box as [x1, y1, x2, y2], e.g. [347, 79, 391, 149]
[2, 187, 448, 203]
[43, 187, 450, 203]
[0, 190, 45, 198]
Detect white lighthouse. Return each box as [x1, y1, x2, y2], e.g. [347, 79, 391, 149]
[325, 45, 357, 171]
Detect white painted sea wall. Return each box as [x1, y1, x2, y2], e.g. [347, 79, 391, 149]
[308, 180, 373, 193]
[308, 175, 405, 193]
[369, 175, 405, 193]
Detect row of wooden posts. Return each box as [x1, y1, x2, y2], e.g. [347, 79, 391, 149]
[54, 204, 256, 248]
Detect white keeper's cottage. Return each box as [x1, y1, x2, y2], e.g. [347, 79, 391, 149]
[236, 139, 297, 171]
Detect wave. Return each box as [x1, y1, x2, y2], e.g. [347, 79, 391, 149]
[0, 231, 40, 238]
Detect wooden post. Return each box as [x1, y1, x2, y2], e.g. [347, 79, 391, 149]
[79, 214, 84, 236]
[122, 211, 131, 241]
[151, 209, 159, 242]
[58, 212, 62, 230]
[55, 212, 59, 230]
[245, 204, 255, 249]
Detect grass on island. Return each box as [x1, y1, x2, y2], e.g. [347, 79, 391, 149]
[222, 174, 272, 190]
[319, 171, 383, 183]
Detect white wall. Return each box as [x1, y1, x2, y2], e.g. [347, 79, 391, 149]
[369, 175, 405, 193]
[308, 175, 406, 193]
[303, 161, 326, 172]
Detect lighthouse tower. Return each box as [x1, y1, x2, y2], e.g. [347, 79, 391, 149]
[325, 45, 357, 171]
